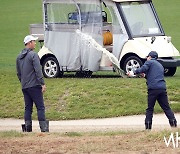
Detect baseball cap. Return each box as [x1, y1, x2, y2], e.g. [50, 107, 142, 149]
[24, 35, 38, 44]
[147, 51, 158, 59]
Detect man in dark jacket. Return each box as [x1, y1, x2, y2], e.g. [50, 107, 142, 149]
[127, 51, 177, 129]
[16, 35, 49, 132]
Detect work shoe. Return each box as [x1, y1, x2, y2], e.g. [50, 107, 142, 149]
[39, 120, 49, 132]
[21, 121, 32, 132]
[169, 119, 177, 127]
[145, 121, 152, 130]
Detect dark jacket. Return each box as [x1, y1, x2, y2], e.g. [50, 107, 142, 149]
[134, 59, 166, 90]
[16, 48, 45, 89]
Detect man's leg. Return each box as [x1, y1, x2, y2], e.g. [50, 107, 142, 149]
[157, 90, 177, 127]
[27, 86, 46, 121]
[28, 86, 49, 132]
[22, 89, 33, 132]
[145, 90, 157, 129]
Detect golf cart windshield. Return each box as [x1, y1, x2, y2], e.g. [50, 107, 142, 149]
[119, 2, 164, 37]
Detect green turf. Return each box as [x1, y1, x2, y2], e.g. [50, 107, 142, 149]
[0, 0, 179, 120]
[153, 0, 180, 49]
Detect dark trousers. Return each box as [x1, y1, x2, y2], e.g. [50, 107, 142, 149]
[145, 89, 176, 123]
[22, 86, 46, 121]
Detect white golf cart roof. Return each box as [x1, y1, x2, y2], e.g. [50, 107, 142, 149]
[112, 0, 150, 2]
[43, 0, 150, 2]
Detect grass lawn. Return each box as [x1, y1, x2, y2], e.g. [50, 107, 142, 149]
[0, 0, 179, 120]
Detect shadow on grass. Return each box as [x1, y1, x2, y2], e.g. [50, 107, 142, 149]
[58, 72, 122, 79]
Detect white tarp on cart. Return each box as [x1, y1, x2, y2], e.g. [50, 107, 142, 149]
[43, 0, 103, 71]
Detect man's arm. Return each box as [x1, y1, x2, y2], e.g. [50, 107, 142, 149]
[134, 61, 151, 75]
[16, 58, 21, 81]
[32, 52, 45, 86]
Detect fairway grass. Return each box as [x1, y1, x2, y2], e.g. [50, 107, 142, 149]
[0, 69, 179, 120]
[0, 0, 179, 120]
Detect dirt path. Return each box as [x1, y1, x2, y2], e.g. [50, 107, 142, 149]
[0, 113, 180, 132]
[1, 114, 180, 154]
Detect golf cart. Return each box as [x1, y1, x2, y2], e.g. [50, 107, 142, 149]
[30, 0, 180, 78]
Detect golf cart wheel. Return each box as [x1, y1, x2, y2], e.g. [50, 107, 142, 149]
[42, 57, 63, 78]
[123, 56, 143, 73]
[164, 67, 177, 76]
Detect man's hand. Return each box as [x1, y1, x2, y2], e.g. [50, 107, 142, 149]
[126, 70, 136, 77]
[140, 73, 145, 78]
[42, 85, 46, 93]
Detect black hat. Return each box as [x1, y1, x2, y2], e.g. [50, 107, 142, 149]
[147, 51, 158, 59]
